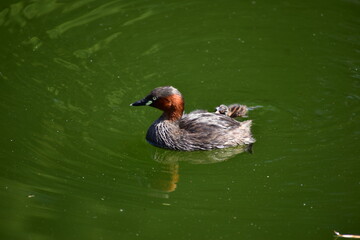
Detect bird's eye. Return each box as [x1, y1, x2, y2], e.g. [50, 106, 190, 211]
[152, 96, 157, 101]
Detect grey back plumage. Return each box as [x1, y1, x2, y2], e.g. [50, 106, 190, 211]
[146, 112, 255, 151]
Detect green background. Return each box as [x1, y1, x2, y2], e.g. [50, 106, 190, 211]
[0, 0, 359, 239]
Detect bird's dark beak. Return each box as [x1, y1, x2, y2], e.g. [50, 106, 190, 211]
[130, 97, 151, 106]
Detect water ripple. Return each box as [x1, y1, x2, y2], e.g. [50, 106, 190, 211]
[74, 32, 122, 59]
[47, 0, 130, 39]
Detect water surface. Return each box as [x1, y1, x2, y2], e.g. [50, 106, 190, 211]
[0, 0, 359, 239]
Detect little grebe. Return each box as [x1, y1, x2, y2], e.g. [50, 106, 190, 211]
[130, 86, 255, 151]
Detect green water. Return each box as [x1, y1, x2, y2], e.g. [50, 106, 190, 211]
[0, 0, 359, 239]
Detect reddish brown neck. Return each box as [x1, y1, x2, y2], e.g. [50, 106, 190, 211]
[156, 94, 184, 121]
[164, 108, 183, 121]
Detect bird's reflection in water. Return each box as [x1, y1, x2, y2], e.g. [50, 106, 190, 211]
[147, 145, 252, 194]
